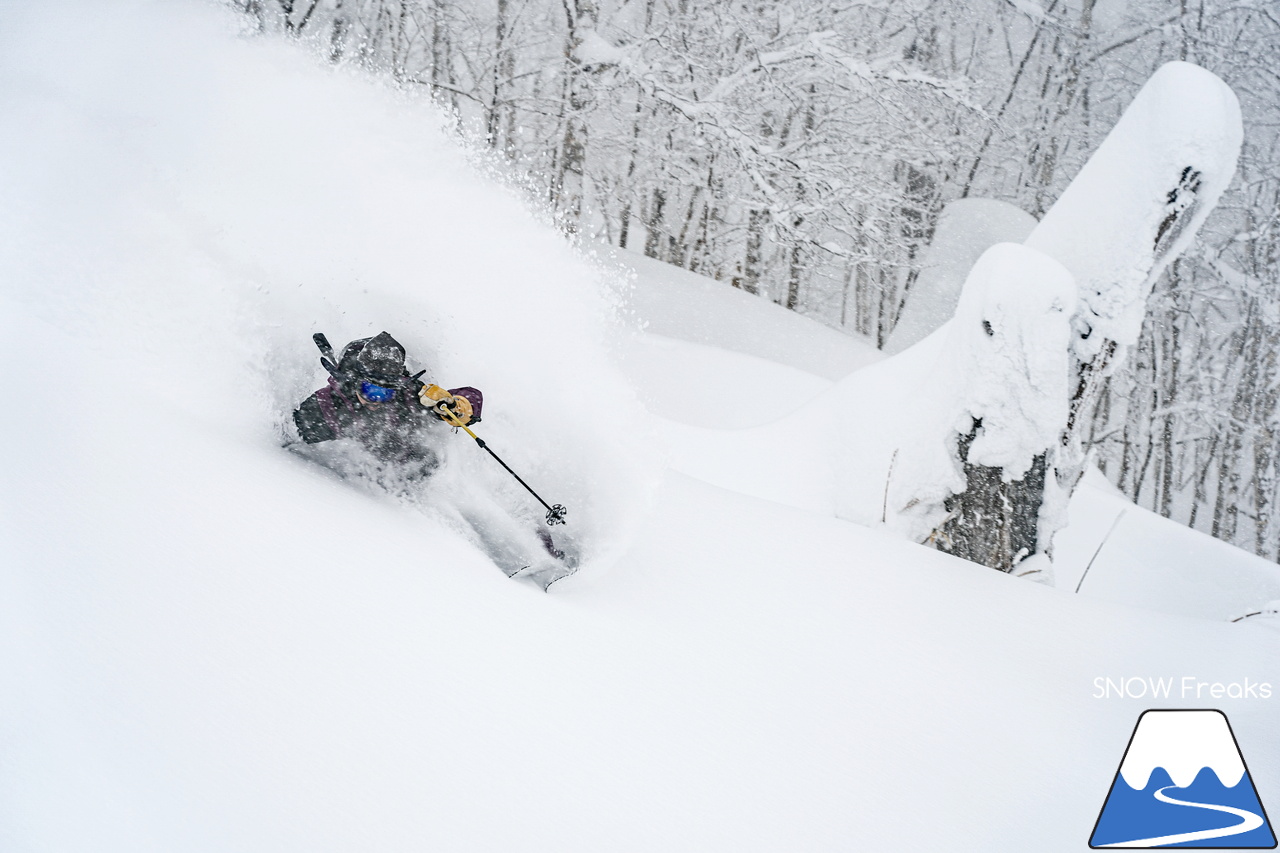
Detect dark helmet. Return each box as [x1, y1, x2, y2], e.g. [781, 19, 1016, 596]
[337, 331, 408, 385]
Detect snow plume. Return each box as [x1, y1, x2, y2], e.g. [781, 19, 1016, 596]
[0, 0, 658, 560]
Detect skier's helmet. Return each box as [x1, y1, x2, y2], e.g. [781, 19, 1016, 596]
[338, 331, 408, 385]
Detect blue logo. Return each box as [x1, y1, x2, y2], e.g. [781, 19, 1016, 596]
[1091, 709, 1276, 848]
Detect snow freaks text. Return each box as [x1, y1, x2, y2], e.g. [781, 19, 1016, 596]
[1093, 677, 1273, 700]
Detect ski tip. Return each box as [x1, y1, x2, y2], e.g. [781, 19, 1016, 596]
[511, 561, 576, 592]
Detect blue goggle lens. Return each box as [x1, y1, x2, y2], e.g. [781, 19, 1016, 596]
[359, 381, 397, 402]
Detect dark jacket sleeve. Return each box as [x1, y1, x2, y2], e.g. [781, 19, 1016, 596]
[294, 392, 338, 444]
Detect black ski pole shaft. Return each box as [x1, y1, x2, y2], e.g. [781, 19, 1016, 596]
[476, 438, 553, 512]
[438, 405, 567, 525]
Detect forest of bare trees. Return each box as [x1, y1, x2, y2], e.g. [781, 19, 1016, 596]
[238, 0, 1280, 564]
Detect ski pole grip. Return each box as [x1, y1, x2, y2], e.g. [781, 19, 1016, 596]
[437, 402, 482, 441]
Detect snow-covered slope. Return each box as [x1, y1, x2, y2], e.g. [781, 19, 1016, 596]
[2, 4, 1278, 853]
[602, 245, 882, 382]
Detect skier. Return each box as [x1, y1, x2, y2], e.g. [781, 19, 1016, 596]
[293, 331, 482, 478]
[292, 331, 575, 587]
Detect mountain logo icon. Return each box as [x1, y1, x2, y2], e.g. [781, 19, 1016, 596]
[1090, 709, 1276, 848]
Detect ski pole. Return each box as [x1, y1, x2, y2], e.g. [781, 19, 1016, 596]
[435, 404, 568, 526]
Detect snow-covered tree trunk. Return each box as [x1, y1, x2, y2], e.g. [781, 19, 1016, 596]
[941, 62, 1241, 573]
[551, 0, 599, 232]
[937, 431, 1048, 572]
[927, 244, 1074, 574]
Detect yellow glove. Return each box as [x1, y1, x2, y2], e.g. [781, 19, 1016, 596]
[419, 384, 474, 425]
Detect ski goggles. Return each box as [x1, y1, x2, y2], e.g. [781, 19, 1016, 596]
[358, 380, 398, 403]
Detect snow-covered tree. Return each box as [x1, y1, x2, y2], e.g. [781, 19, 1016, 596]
[936, 63, 1241, 573]
[930, 244, 1074, 573]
